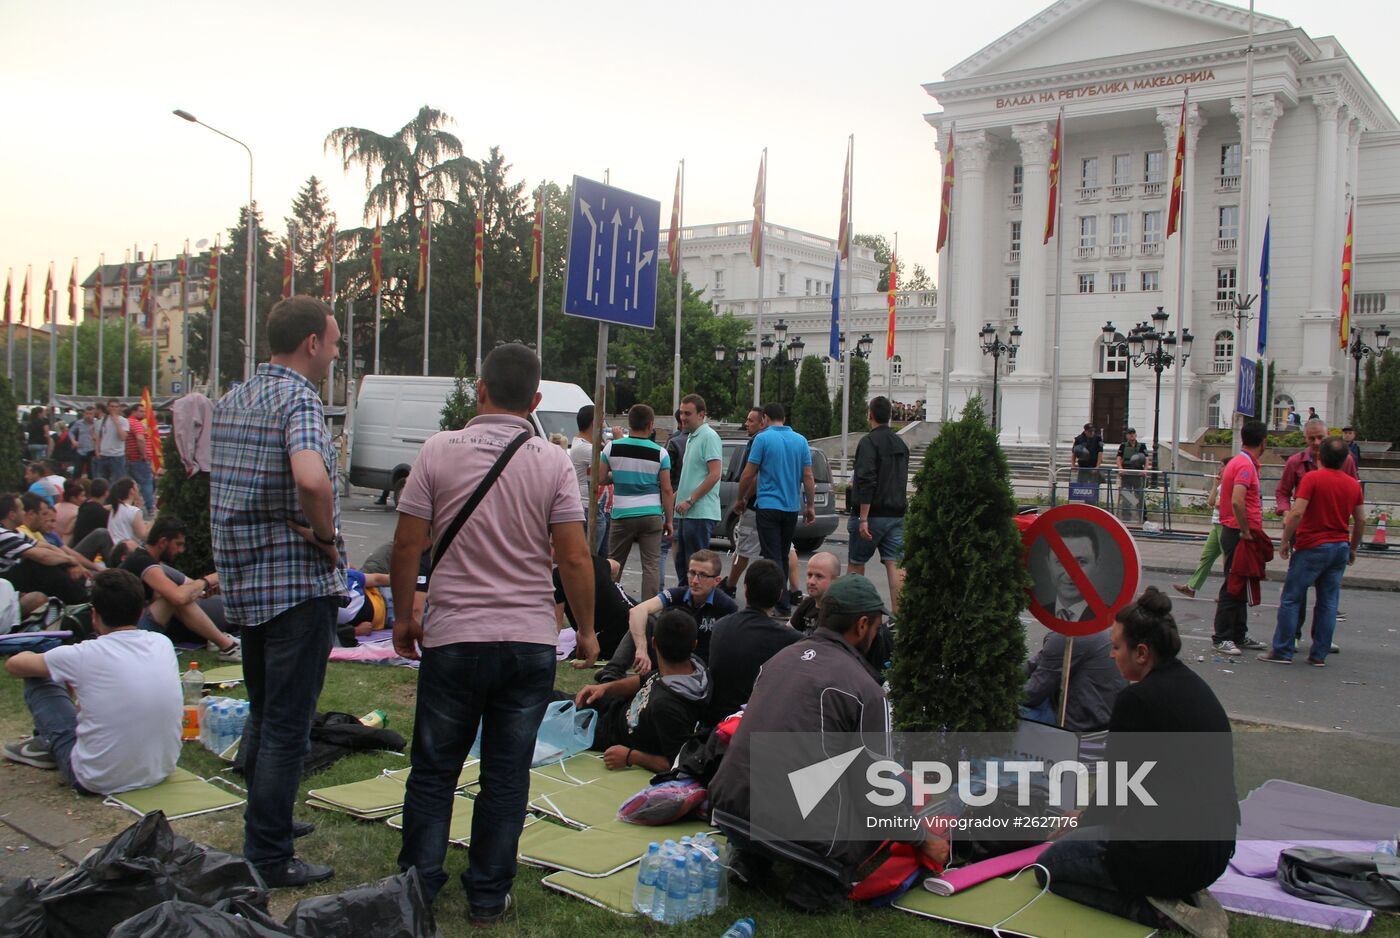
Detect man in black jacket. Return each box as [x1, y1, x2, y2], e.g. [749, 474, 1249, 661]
[704, 559, 801, 725]
[848, 397, 909, 612]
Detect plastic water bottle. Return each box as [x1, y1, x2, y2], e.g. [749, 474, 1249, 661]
[218, 702, 234, 752]
[181, 662, 203, 741]
[720, 918, 755, 938]
[703, 842, 722, 914]
[652, 849, 670, 923]
[686, 848, 705, 920]
[633, 842, 660, 916]
[665, 856, 688, 924]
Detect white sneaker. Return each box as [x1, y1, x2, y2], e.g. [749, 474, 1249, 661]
[1212, 640, 1241, 656]
[214, 637, 242, 663]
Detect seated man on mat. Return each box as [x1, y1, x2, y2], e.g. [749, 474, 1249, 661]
[0, 493, 89, 606]
[556, 554, 635, 662]
[573, 608, 712, 773]
[703, 558, 801, 726]
[2, 568, 182, 795]
[608, 548, 737, 677]
[118, 516, 242, 662]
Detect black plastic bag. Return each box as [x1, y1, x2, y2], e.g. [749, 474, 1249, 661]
[35, 811, 267, 938]
[232, 712, 406, 779]
[110, 898, 292, 938]
[283, 869, 438, 938]
[1278, 847, 1400, 911]
[0, 877, 48, 938]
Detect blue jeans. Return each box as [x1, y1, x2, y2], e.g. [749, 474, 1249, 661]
[1270, 541, 1349, 662]
[1037, 828, 1161, 927]
[128, 459, 156, 513]
[23, 677, 93, 794]
[594, 504, 612, 556]
[240, 596, 336, 869]
[398, 640, 555, 911]
[847, 515, 905, 565]
[95, 454, 127, 481]
[673, 518, 716, 582]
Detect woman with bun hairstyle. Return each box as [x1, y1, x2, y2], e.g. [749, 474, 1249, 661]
[1036, 587, 1237, 938]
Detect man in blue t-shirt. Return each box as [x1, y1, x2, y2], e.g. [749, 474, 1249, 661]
[737, 403, 814, 613]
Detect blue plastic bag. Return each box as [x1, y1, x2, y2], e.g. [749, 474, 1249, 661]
[470, 700, 597, 767]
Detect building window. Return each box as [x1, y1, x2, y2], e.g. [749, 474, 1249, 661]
[1144, 150, 1165, 183]
[805, 278, 813, 296]
[1273, 394, 1295, 429]
[1109, 271, 1127, 293]
[1081, 157, 1099, 188]
[1008, 277, 1020, 317]
[1112, 153, 1131, 186]
[777, 273, 786, 296]
[1141, 270, 1161, 291]
[1100, 334, 1127, 373]
[1218, 205, 1239, 242]
[714, 269, 725, 293]
[1010, 221, 1022, 254]
[1220, 143, 1241, 185]
[1207, 394, 1222, 428]
[1012, 164, 1023, 196]
[1142, 211, 1163, 244]
[1078, 273, 1096, 294]
[1216, 267, 1237, 310]
[1078, 215, 1097, 248]
[891, 355, 903, 383]
[1109, 213, 1130, 254]
[1213, 329, 1235, 374]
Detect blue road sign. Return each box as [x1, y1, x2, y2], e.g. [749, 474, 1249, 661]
[1068, 482, 1100, 505]
[563, 176, 660, 329]
[171, 381, 184, 394]
[1236, 357, 1257, 417]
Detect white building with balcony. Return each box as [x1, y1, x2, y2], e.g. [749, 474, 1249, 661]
[674, 221, 940, 407]
[925, 0, 1400, 444]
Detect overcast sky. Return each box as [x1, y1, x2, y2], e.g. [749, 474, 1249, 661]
[3, 0, 1396, 323]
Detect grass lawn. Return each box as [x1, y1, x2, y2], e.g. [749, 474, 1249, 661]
[1, 650, 1397, 937]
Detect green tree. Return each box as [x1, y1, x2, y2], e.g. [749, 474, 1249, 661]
[889, 396, 1028, 733]
[283, 176, 334, 294]
[440, 355, 477, 430]
[47, 319, 154, 399]
[184, 206, 278, 388]
[853, 233, 904, 286]
[790, 355, 832, 440]
[0, 377, 26, 490]
[829, 355, 871, 435]
[1358, 352, 1400, 445]
[155, 432, 212, 577]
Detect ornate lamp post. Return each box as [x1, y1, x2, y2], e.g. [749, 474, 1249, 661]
[714, 342, 756, 412]
[979, 322, 1023, 432]
[1136, 306, 1194, 472]
[1346, 323, 1391, 422]
[1101, 319, 1152, 442]
[760, 318, 805, 407]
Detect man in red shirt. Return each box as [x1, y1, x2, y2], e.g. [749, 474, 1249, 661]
[1258, 438, 1364, 666]
[1210, 420, 1270, 656]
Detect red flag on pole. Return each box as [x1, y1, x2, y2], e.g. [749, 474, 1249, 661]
[119, 259, 130, 318]
[417, 214, 429, 292]
[1339, 203, 1354, 349]
[323, 224, 336, 300]
[141, 254, 155, 328]
[371, 221, 383, 296]
[177, 247, 187, 292]
[2, 270, 10, 325]
[141, 387, 163, 472]
[936, 128, 955, 252]
[68, 260, 78, 324]
[21, 268, 30, 325]
[207, 242, 220, 303]
[1166, 97, 1187, 237]
[837, 140, 852, 261]
[94, 263, 104, 320]
[474, 211, 484, 290]
[1044, 112, 1062, 244]
[44, 264, 55, 324]
[750, 151, 766, 267]
[281, 229, 295, 299]
[668, 168, 682, 274]
[530, 192, 544, 283]
[886, 252, 897, 359]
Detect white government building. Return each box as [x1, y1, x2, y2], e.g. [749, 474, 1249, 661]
[680, 0, 1398, 447]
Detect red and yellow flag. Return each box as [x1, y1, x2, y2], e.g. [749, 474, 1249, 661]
[44, 263, 55, 324]
[68, 259, 78, 324]
[886, 252, 897, 359]
[21, 267, 30, 325]
[668, 167, 682, 275]
[530, 191, 543, 283]
[417, 213, 429, 293]
[1339, 203, 1354, 349]
[177, 245, 188, 292]
[94, 261, 104, 319]
[141, 387, 163, 472]
[2, 270, 10, 325]
[750, 150, 766, 267]
[370, 221, 383, 296]
[207, 241, 220, 304]
[936, 128, 955, 253]
[1044, 112, 1063, 244]
[1166, 97, 1187, 237]
[323, 224, 336, 300]
[141, 253, 156, 328]
[837, 139, 852, 261]
[281, 229, 295, 299]
[120, 258, 131, 318]
[473, 211, 484, 290]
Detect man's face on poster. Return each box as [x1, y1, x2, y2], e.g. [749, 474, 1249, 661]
[1051, 533, 1098, 607]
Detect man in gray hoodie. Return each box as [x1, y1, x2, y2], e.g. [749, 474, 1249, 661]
[575, 608, 711, 773]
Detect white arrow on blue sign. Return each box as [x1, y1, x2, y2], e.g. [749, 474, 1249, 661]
[562, 176, 660, 330]
[1236, 357, 1257, 417]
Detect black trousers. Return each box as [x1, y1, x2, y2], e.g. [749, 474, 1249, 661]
[755, 508, 798, 569]
[1211, 526, 1247, 644]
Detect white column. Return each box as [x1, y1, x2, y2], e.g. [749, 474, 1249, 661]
[1305, 93, 1341, 317]
[1010, 122, 1051, 375]
[1155, 103, 1205, 435]
[950, 129, 991, 388]
[1230, 95, 1281, 295]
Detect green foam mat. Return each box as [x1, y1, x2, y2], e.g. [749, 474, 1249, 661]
[200, 665, 244, 686]
[541, 867, 641, 917]
[529, 780, 630, 828]
[306, 774, 406, 815]
[894, 872, 1157, 938]
[521, 819, 720, 877]
[104, 767, 244, 820]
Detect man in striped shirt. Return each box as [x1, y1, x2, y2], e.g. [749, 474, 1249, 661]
[600, 404, 673, 601]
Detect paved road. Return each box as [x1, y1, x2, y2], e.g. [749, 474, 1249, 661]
[339, 489, 1398, 739]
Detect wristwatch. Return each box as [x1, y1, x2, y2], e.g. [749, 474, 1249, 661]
[315, 529, 338, 545]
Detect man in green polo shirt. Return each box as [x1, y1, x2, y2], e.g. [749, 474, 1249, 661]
[673, 393, 723, 585]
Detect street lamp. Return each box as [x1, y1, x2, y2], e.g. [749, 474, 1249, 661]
[604, 362, 636, 414]
[979, 322, 1022, 432]
[714, 343, 755, 411]
[1346, 323, 1391, 421]
[1135, 306, 1193, 472]
[760, 318, 805, 408]
[1101, 319, 1154, 442]
[173, 109, 255, 391]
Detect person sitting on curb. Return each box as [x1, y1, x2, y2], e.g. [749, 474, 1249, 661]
[117, 516, 242, 662]
[574, 608, 712, 773]
[2, 568, 182, 795]
[608, 548, 737, 677]
[704, 558, 801, 726]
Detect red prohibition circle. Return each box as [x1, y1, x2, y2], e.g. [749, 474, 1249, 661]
[1021, 503, 1141, 637]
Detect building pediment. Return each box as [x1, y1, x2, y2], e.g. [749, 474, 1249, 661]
[946, 0, 1289, 81]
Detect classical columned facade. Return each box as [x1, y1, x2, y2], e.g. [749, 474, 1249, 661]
[923, 0, 1399, 445]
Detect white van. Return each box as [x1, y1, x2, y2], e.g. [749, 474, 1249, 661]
[349, 375, 593, 501]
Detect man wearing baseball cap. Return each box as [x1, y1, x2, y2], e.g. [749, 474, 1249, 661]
[709, 576, 945, 912]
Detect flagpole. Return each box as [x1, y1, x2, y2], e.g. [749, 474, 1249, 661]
[5, 269, 12, 384]
[373, 270, 382, 376]
[97, 255, 105, 398]
[474, 210, 484, 377]
[328, 229, 338, 404]
[672, 160, 685, 414]
[26, 267, 33, 402]
[289, 225, 296, 296]
[888, 231, 898, 403]
[939, 129, 955, 425]
[346, 298, 354, 433]
[537, 186, 546, 366]
[752, 148, 767, 407]
[151, 244, 160, 398]
[423, 209, 432, 377]
[124, 247, 132, 399]
[1048, 109, 1066, 501]
[48, 281, 57, 409]
[1170, 110, 1189, 474]
[71, 259, 80, 396]
[180, 242, 190, 394]
[1232, 4, 1256, 451]
[211, 240, 222, 396]
[841, 136, 854, 479]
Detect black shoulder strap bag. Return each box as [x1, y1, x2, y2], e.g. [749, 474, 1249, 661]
[430, 431, 531, 574]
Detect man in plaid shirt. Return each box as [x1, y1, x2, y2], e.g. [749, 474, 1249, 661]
[211, 296, 346, 888]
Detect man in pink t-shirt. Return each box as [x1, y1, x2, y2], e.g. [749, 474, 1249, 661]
[1210, 419, 1269, 656]
[389, 343, 597, 926]
[1259, 438, 1365, 666]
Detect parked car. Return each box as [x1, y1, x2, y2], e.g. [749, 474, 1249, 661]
[710, 437, 838, 552]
